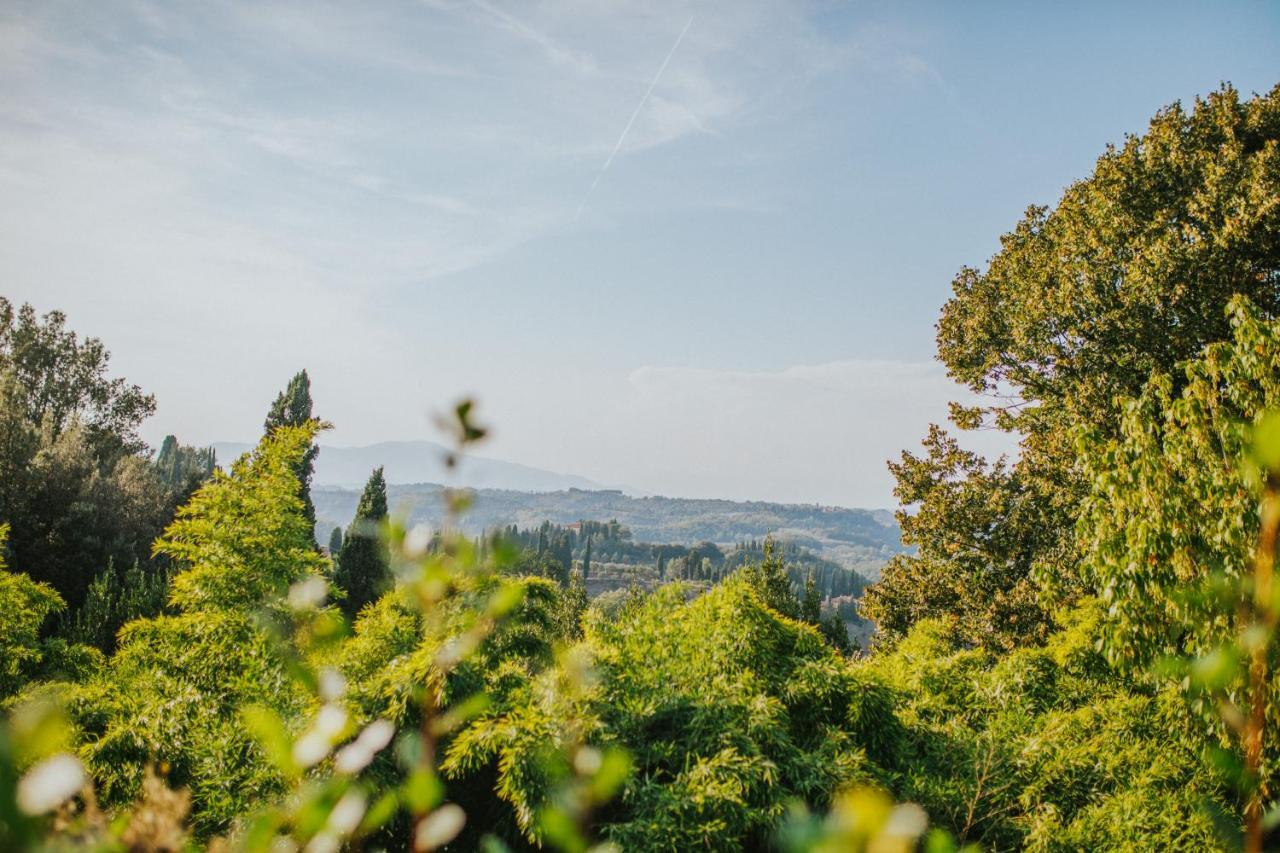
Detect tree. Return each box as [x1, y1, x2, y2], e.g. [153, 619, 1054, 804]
[445, 580, 897, 850]
[264, 370, 319, 531]
[334, 467, 390, 619]
[0, 303, 188, 607]
[0, 298, 155, 458]
[801, 571, 822, 625]
[1080, 298, 1280, 771]
[153, 435, 216, 493]
[71, 423, 330, 833]
[581, 535, 592, 581]
[0, 523, 73, 698]
[862, 427, 1057, 650]
[327, 526, 343, 555]
[740, 538, 798, 620]
[61, 560, 172, 653]
[866, 84, 1280, 648]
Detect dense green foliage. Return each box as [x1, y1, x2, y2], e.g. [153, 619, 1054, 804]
[0, 300, 213, 610]
[0, 525, 82, 700]
[445, 579, 895, 850]
[64, 423, 329, 834]
[867, 84, 1280, 649]
[264, 369, 319, 532]
[59, 560, 172, 653]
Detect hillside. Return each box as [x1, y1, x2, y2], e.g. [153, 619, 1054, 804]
[313, 483, 904, 578]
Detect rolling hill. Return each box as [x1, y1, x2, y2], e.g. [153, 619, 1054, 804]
[313, 484, 904, 579]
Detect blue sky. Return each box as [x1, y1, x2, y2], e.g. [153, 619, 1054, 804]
[2, 1, 1277, 506]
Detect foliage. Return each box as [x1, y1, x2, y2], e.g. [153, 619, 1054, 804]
[778, 785, 960, 853]
[0, 525, 75, 701]
[739, 537, 800, 620]
[59, 560, 172, 653]
[153, 434, 216, 493]
[1080, 297, 1280, 673]
[446, 578, 897, 850]
[65, 423, 329, 835]
[863, 427, 1057, 651]
[868, 83, 1280, 648]
[264, 369, 319, 531]
[1078, 297, 1280, 845]
[860, 603, 1230, 851]
[0, 302, 213, 608]
[0, 297, 154, 457]
[334, 466, 390, 620]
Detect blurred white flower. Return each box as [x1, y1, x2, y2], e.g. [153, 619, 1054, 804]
[574, 746, 602, 776]
[326, 789, 367, 835]
[318, 668, 347, 702]
[883, 802, 929, 838]
[335, 718, 396, 775]
[292, 731, 331, 769]
[415, 803, 466, 850]
[404, 523, 433, 557]
[16, 753, 86, 815]
[333, 743, 371, 775]
[315, 704, 348, 739]
[303, 831, 338, 853]
[288, 576, 328, 610]
[358, 718, 396, 752]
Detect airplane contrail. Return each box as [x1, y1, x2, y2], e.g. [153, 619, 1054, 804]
[576, 16, 694, 220]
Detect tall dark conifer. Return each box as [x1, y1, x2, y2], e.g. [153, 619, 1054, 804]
[801, 571, 822, 625]
[334, 466, 389, 619]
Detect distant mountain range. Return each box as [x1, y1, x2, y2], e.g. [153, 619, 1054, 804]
[312, 484, 905, 579]
[210, 440, 609, 493]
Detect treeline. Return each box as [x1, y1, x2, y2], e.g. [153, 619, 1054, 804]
[488, 520, 867, 598]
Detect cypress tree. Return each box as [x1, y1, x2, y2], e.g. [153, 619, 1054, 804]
[327, 526, 343, 556]
[801, 570, 822, 625]
[264, 370, 318, 531]
[334, 466, 389, 619]
[154, 435, 216, 491]
[582, 535, 592, 581]
[740, 537, 798, 619]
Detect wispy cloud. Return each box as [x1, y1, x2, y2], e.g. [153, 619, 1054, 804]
[577, 15, 694, 218]
[466, 0, 597, 75]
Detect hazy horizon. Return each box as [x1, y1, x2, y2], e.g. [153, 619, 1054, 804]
[3, 1, 1276, 506]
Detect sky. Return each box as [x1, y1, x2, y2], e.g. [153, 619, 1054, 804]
[1, 1, 1277, 507]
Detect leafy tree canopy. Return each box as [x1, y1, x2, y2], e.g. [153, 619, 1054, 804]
[867, 83, 1280, 648]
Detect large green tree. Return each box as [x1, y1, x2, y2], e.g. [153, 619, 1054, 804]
[69, 423, 329, 834]
[334, 466, 390, 619]
[0, 298, 154, 458]
[1079, 297, 1280, 781]
[0, 302, 209, 606]
[866, 84, 1280, 648]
